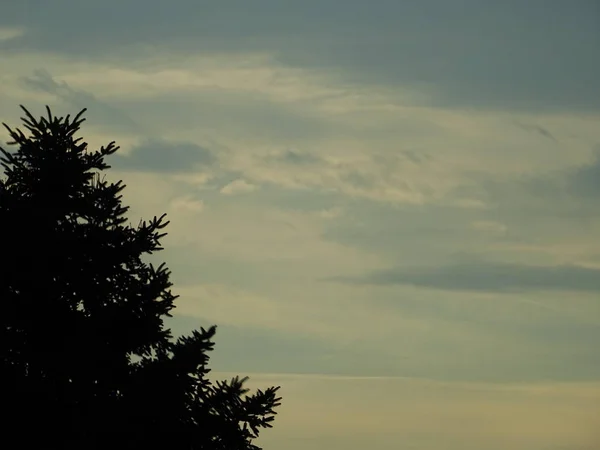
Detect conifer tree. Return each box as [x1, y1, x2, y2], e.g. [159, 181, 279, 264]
[0, 106, 281, 449]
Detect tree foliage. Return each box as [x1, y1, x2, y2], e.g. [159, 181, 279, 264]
[0, 106, 281, 449]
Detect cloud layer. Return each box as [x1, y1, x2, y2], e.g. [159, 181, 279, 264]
[1, 2, 599, 448]
[331, 259, 600, 293]
[2, 1, 599, 112]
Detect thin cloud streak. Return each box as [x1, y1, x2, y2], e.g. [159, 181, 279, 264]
[328, 260, 600, 293]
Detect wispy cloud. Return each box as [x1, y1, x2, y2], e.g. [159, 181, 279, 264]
[111, 138, 215, 173]
[329, 259, 600, 293]
[20, 69, 141, 133]
[220, 179, 257, 195]
[568, 147, 600, 199]
[0, 26, 24, 42]
[263, 149, 322, 166]
[513, 120, 557, 142]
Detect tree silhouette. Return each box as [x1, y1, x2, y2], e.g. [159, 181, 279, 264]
[0, 106, 281, 449]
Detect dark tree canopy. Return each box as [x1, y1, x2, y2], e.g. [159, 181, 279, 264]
[0, 106, 281, 449]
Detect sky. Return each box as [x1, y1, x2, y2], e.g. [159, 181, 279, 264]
[1, 0, 600, 448]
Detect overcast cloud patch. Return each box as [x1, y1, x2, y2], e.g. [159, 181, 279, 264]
[111, 138, 215, 173]
[567, 147, 600, 199]
[20, 69, 142, 133]
[329, 260, 600, 293]
[2, 1, 598, 113]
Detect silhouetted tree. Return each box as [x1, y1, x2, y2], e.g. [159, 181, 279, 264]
[0, 106, 281, 449]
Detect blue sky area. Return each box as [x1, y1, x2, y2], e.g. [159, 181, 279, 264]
[1, 1, 599, 448]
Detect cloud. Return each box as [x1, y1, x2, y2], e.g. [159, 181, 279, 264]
[6, 50, 584, 209]
[567, 147, 600, 199]
[318, 206, 343, 219]
[321, 200, 498, 267]
[263, 149, 322, 165]
[111, 90, 338, 145]
[220, 179, 257, 195]
[478, 142, 600, 223]
[110, 138, 215, 173]
[166, 284, 600, 383]
[19, 69, 141, 133]
[165, 314, 341, 376]
[237, 146, 468, 206]
[3, 1, 599, 113]
[329, 259, 600, 293]
[169, 196, 204, 213]
[471, 220, 508, 235]
[0, 26, 24, 42]
[171, 284, 351, 341]
[513, 121, 557, 142]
